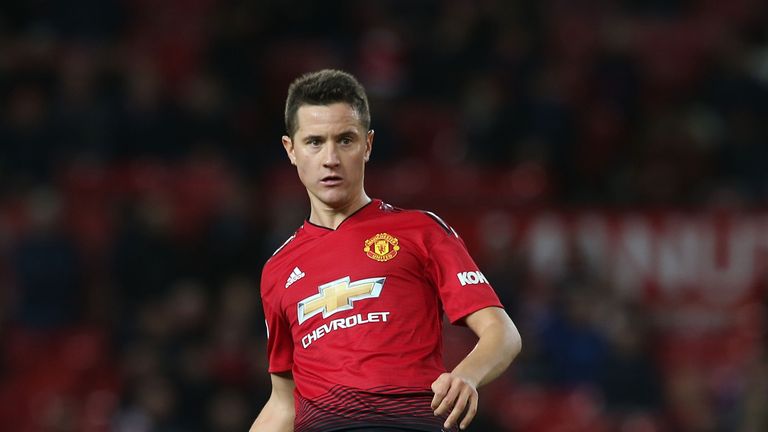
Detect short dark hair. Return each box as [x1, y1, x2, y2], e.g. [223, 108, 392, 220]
[284, 69, 370, 137]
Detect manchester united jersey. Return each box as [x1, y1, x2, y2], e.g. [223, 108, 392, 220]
[260, 199, 503, 432]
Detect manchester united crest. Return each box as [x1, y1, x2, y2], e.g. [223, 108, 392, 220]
[364, 233, 400, 262]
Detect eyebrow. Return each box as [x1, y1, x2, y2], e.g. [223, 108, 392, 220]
[302, 134, 324, 143]
[301, 130, 360, 142]
[336, 129, 360, 138]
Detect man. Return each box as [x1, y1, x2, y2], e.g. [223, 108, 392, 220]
[251, 69, 521, 432]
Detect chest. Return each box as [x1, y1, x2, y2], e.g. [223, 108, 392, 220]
[275, 227, 433, 326]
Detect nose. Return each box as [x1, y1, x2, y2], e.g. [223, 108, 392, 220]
[322, 143, 340, 168]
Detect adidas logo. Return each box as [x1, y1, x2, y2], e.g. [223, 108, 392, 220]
[285, 267, 305, 288]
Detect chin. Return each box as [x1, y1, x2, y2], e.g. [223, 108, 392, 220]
[313, 191, 352, 209]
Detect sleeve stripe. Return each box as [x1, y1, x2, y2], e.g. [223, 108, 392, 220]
[272, 233, 297, 256]
[422, 211, 459, 237]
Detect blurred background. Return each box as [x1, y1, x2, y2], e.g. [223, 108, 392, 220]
[1, 0, 767, 431]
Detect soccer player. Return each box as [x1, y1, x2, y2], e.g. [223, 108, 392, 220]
[251, 69, 521, 432]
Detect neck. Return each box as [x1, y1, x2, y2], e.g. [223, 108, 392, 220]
[308, 192, 371, 230]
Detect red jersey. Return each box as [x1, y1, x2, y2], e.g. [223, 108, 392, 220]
[260, 199, 503, 431]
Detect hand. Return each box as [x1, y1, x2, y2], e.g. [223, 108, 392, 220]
[430, 372, 478, 430]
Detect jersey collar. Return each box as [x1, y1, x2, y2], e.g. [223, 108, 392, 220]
[301, 199, 380, 236]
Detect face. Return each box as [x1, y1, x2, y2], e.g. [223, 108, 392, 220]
[282, 103, 373, 211]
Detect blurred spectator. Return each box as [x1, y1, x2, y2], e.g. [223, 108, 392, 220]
[1, 83, 57, 181]
[114, 374, 183, 432]
[12, 188, 83, 327]
[111, 195, 180, 317]
[206, 389, 250, 432]
[598, 302, 663, 413]
[539, 286, 610, 386]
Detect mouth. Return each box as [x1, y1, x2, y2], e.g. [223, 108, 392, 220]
[320, 175, 343, 186]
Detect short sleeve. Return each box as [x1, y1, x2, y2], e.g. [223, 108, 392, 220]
[261, 284, 294, 373]
[425, 231, 503, 324]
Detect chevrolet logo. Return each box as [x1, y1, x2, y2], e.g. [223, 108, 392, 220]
[297, 276, 385, 325]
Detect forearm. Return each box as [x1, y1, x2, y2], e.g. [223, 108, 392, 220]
[250, 397, 294, 432]
[452, 317, 521, 388]
[431, 310, 521, 430]
[250, 373, 296, 432]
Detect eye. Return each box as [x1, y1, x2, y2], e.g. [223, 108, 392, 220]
[340, 136, 353, 145]
[307, 138, 322, 146]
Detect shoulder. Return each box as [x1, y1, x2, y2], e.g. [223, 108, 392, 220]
[376, 200, 458, 238]
[416, 209, 459, 237]
[270, 230, 300, 259]
[261, 228, 302, 289]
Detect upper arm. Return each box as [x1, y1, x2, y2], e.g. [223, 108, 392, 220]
[264, 372, 295, 424]
[464, 307, 521, 346]
[261, 278, 294, 373]
[269, 372, 295, 406]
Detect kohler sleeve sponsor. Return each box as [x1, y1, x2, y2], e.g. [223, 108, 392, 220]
[456, 271, 488, 286]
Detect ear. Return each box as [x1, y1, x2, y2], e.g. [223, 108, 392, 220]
[364, 129, 374, 162]
[282, 135, 296, 166]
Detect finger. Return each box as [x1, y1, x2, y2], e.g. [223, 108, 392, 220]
[430, 374, 449, 410]
[434, 380, 461, 416]
[459, 391, 478, 430]
[444, 387, 471, 429]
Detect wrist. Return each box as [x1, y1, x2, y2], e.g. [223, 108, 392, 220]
[448, 369, 479, 389]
